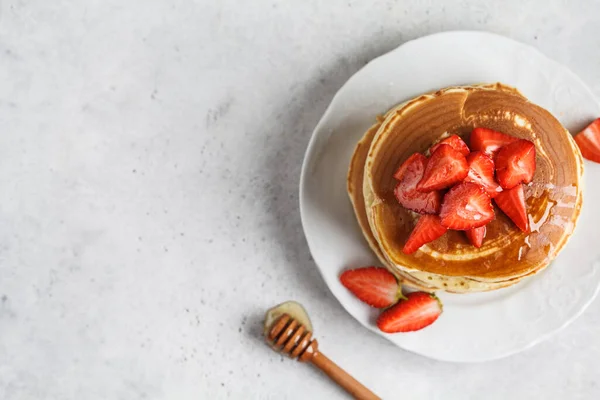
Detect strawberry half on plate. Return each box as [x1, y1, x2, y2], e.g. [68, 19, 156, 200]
[340, 267, 401, 308]
[377, 292, 442, 333]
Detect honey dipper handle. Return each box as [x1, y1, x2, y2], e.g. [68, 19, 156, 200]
[310, 351, 381, 400]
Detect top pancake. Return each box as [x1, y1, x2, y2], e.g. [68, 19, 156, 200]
[349, 117, 522, 292]
[362, 83, 583, 282]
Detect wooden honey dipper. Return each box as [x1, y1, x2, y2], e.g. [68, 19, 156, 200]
[266, 312, 380, 400]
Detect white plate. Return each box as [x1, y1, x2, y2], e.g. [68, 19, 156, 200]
[299, 31, 600, 362]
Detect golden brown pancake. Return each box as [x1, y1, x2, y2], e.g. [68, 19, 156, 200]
[349, 116, 531, 292]
[349, 83, 584, 292]
[349, 119, 527, 292]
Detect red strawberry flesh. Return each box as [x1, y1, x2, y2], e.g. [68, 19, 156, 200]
[464, 151, 502, 198]
[402, 215, 448, 254]
[495, 139, 536, 189]
[574, 118, 600, 163]
[377, 292, 442, 333]
[494, 184, 529, 233]
[340, 267, 399, 308]
[416, 144, 468, 192]
[470, 127, 518, 156]
[439, 182, 494, 230]
[465, 225, 486, 248]
[430, 134, 470, 157]
[393, 153, 442, 214]
[393, 153, 422, 180]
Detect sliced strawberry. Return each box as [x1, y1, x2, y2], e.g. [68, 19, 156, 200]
[439, 182, 494, 230]
[416, 144, 468, 192]
[340, 267, 400, 308]
[465, 225, 486, 248]
[494, 184, 529, 232]
[393, 153, 423, 180]
[495, 139, 536, 189]
[377, 292, 442, 333]
[430, 134, 470, 157]
[393, 153, 442, 214]
[464, 151, 502, 198]
[574, 118, 600, 163]
[470, 127, 518, 156]
[402, 215, 448, 254]
[394, 184, 442, 215]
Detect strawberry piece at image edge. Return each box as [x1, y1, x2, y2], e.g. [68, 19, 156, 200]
[574, 118, 600, 163]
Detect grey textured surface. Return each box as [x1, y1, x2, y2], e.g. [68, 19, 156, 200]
[0, 0, 599, 399]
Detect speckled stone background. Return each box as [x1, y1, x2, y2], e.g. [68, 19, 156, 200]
[1, 1, 599, 399]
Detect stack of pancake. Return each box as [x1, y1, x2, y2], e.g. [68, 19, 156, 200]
[347, 83, 584, 293]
